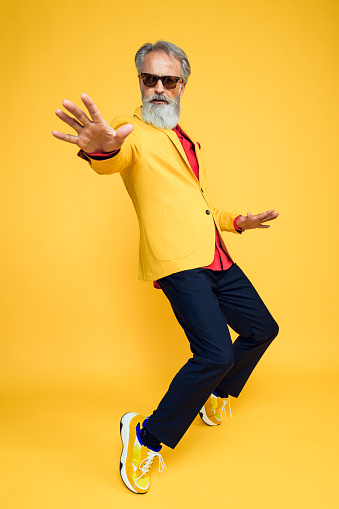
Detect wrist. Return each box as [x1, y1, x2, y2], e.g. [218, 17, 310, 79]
[234, 215, 244, 232]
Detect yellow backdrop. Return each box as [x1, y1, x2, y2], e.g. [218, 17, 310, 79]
[1, 0, 338, 507]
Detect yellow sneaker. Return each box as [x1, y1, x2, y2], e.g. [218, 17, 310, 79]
[199, 393, 233, 426]
[119, 412, 166, 494]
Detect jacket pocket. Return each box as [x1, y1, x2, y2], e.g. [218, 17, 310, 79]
[145, 213, 194, 262]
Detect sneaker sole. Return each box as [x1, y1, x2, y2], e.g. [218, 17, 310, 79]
[199, 406, 220, 426]
[120, 412, 147, 494]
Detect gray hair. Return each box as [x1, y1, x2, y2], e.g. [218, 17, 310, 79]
[135, 40, 191, 83]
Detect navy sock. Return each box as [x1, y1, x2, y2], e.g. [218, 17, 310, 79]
[213, 388, 229, 399]
[140, 426, 161, 451]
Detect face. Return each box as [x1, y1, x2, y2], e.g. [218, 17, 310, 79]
[139, 51, 186, 129]
[139, 51, 186, 102]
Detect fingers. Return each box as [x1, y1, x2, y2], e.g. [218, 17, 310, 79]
[252, 210, 279, 222]
[62, 99, 92, 127]
[80, 93, 104, 123]
[260, 213, 279, 223]
[52, 130, 79, 144]
[253, 209, 275, 220]
[55, 108, 83, 133]
[259, 212, 279, 223]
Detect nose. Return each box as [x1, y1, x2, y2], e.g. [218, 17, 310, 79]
[154, 77, 165, 93]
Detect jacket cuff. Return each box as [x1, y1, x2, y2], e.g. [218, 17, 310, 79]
[77, 149, 120, 161]
[234, 215, 244, 233]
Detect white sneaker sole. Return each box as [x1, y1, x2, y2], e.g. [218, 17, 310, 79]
[199, 406, 220, 426]
[120, 412, 147, 494]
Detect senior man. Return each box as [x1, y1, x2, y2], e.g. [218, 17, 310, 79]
[53, 40, 279, 494]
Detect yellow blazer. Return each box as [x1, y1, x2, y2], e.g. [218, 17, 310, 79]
[86, 107, 240, 281]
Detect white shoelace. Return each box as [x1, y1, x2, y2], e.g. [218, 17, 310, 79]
[135, 449, 167, 485]
[221, 397, 233, 420]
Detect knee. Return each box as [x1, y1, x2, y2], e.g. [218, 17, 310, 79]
[221, 356, 234, 373]
[196, 342, 234, 374]
[264, 319, 279, 342]
[252, 318, 279, 345]
[271, 320, 279, 339]
[208, 352, 234, 374]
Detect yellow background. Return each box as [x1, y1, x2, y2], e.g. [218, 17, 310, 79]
[1, 0, 338, 507]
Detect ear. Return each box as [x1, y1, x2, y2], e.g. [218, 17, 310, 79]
[179, 82, 186, 98]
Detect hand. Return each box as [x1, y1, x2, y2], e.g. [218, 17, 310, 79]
[52, 93, 133, 154]
[236, 209, 279, 231]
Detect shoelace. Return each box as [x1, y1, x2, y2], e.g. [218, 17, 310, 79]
[220, 397, 233, 420]
[135, 450, 167, 485]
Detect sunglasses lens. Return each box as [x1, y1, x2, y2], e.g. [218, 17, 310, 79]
[163, 77, 178, 89]
[142, 74, 157, 87]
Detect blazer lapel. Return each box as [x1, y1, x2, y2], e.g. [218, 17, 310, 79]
[165, 126, 205, 185]
[164, 129, 192, 170]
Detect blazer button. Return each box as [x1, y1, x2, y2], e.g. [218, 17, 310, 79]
[201, 188, 204, 192]
[205, 210, 210, 215]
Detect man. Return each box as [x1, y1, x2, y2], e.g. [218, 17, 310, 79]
[53, 40, 279, 494]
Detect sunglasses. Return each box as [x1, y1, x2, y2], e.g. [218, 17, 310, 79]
[139, 73, 183, 89]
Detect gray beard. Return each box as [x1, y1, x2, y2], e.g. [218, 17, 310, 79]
[141, 91, 181, 130]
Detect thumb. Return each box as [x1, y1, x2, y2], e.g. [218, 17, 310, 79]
[115, 123, 134, 143]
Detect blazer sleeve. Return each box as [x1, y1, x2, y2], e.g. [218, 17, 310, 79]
[212, 207, 241, 234]
[84, 116, 142, 175]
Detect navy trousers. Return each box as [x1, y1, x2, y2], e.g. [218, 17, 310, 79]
[144, 264, 279, 449]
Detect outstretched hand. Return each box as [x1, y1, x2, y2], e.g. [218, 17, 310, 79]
[52, 93, 133, 154]
[236, 209, 279, 231]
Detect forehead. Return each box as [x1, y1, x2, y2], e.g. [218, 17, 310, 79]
[142, 51, 181, 77]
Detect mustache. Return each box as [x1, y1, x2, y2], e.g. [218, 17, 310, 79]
[143, 93, 173, 105]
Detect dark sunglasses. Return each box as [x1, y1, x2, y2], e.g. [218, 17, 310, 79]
[139, 73, 183, 89]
